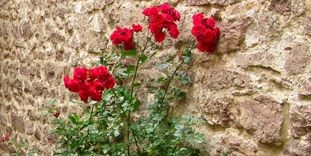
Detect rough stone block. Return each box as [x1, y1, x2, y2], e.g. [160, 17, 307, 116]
[284, 139, 311, 156]
[187, 0, 240, 6]
[200, 69, 252, 91]
[290, 105, 311, 139]
[210, 132, 264, 156]
[11, 113, 25, 133]
[201, 96, 238, 127]
[284, 42, 310, 75]
[239, 95, 283, 144]
[298, 78, 311, 96]
[218, 16, 252, 53]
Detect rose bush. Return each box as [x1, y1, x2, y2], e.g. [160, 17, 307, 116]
[52, 2, 220, 156]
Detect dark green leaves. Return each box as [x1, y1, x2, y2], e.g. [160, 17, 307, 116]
[182, 46, 193, 64]
[156, 62, 172, 70]
[53, 40, 203, 155]
[176, 71, 192, 85]
[121, 49, 137, 57]
[115, 65, 135, 79]
[171, 88, 186, 101]
[139, 54, 148, 64]
[68, 113, 81, 125]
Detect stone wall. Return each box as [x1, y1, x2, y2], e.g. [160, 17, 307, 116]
[1, 0, 311, 155]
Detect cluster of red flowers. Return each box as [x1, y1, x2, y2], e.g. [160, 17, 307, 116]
[110, 24, 143, 50]
[0, 133, 10, 143]
[64, 66, 115, 103]
[191, 13, 220, 53]
[64, 3, 222, 104]
[143, 3, 180, 42]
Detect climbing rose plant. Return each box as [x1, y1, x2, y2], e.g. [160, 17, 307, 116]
[52, 2, 220, 155]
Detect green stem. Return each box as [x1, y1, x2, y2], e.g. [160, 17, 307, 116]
[89, 104, 95, 124]
[111, 56, 122, 74]
[79, 103, 96, 144]
[163, 60, 184, 100]
[130, 36, 151, 95]
[132, 131, 142, 154]
[162, 60, 184, 120]
[127, 34, 151, 156]
[87, 104, 95, 136]
[162, 43, 196, 121]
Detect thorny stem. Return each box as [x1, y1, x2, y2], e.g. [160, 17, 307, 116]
[127, 32, 151, 155]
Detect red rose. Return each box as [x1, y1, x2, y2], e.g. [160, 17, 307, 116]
[104, 75, 116, 89]
[197, 41, 216, 52]
[203, 17, 216, 29]
[64, 66, 115, 103]
[192, 13, 204, 25]
[78, 90, 89, 103]
[109, 24, 143, 51]
[123, 41, 135, 50]
[168, 24, 179, 38]
[171, 10, 180, 21]
[110, 30, 122, 45]
[118, 28, 133, 42]
[64, 76, 80, 92]
[110, 27, 134, 50]
[162, 13, 174, 22]
[154, 31, 166, 42]
[143, 3, 180, 42]
[132, 24, 143, 32]
[73, 67, 88, 81]
[89, 66, 108, 80]
[191, 24, 205, 37]
[89, 88, 102, 101]
[92, 80, 105, 91]
[191, 13, 220, 53]
[148, 23, 163, 34]
[143, 6, 159, 16]
[159, 3, 172, 12]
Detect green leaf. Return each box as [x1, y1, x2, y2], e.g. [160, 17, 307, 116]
[182, 47, 192, 64]
[188, 133, 204, 144]
[133, 82, 141, 87]
[139, 54, 148, 64]
[176, 71, 192, 85]
[131, 99, 141, 111]
[156, 77, 168, 83]
[121, 49, 137, 57]
[156, 63, 172, 70]
[48, 99, 56, 105]
[171, 88, 186, 101]
[68, 113, 80, 125]
[116, 65, 135, 79]
[221, 152, 228, 156]
[113, 129, 120, 137]
[146, 126, 154, 133]
[124, 65, 135, 75]
[98, 56, 107, 65]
